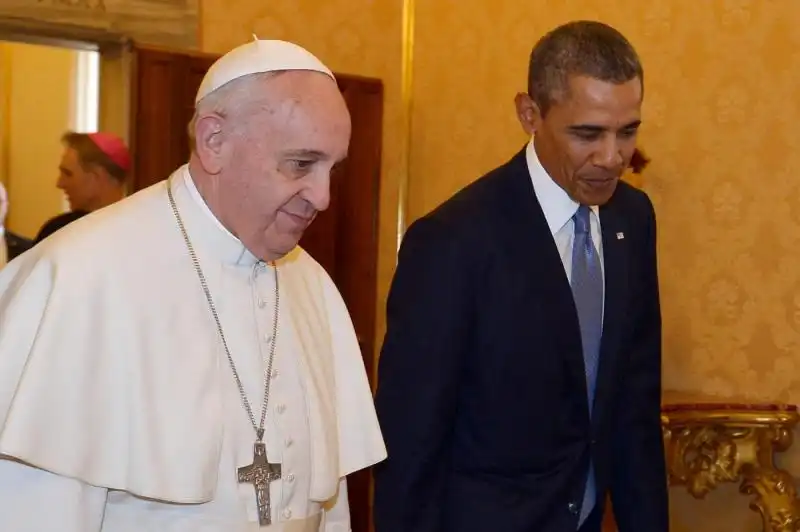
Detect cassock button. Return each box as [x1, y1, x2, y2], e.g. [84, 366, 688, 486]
[285, 437, 294, 447]
[286, 473, 295, 482]
[282, 508, 292, 519]
[276, 404, 286, 414]
[567, 502, 579, 515]
[258, 299, 266, 308]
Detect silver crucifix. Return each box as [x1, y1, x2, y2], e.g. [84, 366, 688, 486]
[238, 441, 282, 525]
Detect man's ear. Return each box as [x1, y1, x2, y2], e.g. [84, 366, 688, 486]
[514, 92, 542, 136]
[85, 164, 104, 184]
[194, 113, 227, 175]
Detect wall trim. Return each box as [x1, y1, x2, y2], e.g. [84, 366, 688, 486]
[396, 0, 416, 254]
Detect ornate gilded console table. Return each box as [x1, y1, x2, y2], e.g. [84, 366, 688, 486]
[662, 395, 800, 531]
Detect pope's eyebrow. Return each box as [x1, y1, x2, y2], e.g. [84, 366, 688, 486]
[280, 149, 328, 160]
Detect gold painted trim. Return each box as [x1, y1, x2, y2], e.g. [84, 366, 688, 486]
[395, 0, 415, 254]
[0, 43, 12, 190]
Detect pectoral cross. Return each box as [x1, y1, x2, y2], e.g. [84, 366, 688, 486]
[238, 441, 282, 526]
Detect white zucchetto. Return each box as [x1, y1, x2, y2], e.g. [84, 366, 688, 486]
[195, 37, 334, 103]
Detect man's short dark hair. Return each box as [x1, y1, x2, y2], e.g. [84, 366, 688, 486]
[527, 20, 643, 115]
[61, 131, 127, 182]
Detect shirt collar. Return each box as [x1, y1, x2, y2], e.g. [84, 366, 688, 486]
[525, 138, 598, 235]
[170, 164, 260, 267]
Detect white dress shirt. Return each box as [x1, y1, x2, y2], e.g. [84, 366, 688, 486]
[525, 139, 605, 305]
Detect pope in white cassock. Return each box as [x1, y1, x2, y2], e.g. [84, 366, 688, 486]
[0, 38, 386, 531]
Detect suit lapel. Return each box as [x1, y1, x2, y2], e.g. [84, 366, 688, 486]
[497, 150, 587, 410]
[591, 199, 629, 428]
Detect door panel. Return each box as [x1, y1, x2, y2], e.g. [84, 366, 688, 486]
[130, 45, 383, 532]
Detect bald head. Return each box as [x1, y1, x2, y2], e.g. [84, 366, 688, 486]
[189, 69, 351, 262]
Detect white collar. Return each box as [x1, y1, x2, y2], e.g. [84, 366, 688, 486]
[525, 139, 598, 234]
[172, 165, 260, 266]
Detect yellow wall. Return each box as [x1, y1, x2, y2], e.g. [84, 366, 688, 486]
[410, 3, 800, 390]
[194, 1, 800, 528]
[200, 0, 404, 365]
[408, 2, 800, 530]
[0, 41, 76, 238]
[5, 0, 797, 527]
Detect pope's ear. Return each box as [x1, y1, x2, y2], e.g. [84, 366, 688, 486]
[193, 113, 226, 175]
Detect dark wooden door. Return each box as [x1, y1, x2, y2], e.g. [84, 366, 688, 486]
[311, 74, 382, 532]
[297, 74, 383, 376]
[602, 498, 617, 531]
[129, 45, 383, 532]
[130, 46, 217, 191]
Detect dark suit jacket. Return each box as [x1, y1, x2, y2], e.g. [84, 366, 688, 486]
[373, 148, 668, 532]
[4, 230, 32, 261]
[34, 210, 88, 244]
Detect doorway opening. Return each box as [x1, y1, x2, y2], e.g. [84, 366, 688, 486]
[0, 39, 100, 240]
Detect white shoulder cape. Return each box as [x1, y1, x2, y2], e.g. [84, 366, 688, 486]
[0, 167, 386, 503]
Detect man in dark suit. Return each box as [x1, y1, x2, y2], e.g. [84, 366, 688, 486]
[33, 131, 130, 244]
[373, 20, 668, 532]
[4, 230, 32, 262]
[0, 182, 29, 264]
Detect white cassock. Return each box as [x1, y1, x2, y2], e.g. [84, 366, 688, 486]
[0, 165, 387, 531]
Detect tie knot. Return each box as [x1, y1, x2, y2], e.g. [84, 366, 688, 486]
[573, 205, 591, 235]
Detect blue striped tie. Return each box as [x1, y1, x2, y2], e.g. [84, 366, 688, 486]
[570, 205, 603, 527]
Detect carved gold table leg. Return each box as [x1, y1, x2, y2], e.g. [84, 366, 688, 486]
[661, 400, 800, 532]
[664, 424, 738, 498]
[740, 465, 800, 531]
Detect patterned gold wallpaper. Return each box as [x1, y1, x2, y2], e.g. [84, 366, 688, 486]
[409, 1, 800, 530]
[198, 0, 404, 369]
[199, 0, 800, 529]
